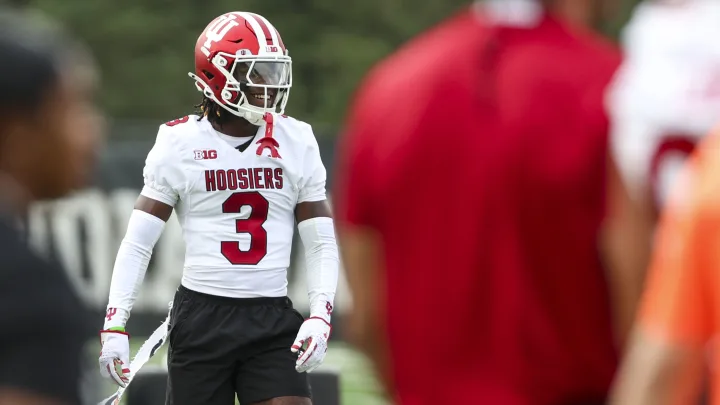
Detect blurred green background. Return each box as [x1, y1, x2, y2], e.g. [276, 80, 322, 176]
[13, 0, 641, 137]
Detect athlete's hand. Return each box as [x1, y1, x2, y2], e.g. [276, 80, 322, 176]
[291, 317, 332, 373]
[99, 329, 131, 387]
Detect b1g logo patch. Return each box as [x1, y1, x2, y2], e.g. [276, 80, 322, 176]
[194, 149, 218, 160]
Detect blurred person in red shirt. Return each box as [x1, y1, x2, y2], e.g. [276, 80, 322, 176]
[334, 0, 651, 404]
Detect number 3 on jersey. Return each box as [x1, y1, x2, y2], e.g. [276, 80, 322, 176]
[221, 191, 269, 265]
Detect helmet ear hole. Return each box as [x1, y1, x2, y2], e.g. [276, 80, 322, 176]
[202, 70, 215, 80]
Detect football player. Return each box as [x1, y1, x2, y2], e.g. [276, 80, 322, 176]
[98, 12, 339, 405]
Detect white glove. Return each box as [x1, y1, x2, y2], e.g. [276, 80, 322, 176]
[99, 330, 131, 387]
[291, 317, 332, 373]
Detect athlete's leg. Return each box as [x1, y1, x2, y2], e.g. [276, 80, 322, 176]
[235, 302, 311, 405]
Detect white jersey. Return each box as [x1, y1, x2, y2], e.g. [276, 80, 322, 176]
[141, 114, 327, 298]
[608, 0, 720, 209]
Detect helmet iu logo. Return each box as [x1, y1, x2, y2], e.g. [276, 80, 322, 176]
[201, 13, 240, 57]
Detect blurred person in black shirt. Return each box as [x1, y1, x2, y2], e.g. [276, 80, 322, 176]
[0, 8, 104, 405]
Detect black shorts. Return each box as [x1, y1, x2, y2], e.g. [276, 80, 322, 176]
[165, 285, 311, 405]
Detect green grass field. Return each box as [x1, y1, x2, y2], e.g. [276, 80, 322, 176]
[105, 340, 389, 405]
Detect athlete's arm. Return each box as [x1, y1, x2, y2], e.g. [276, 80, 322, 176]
[600, 153, 653, 347]
[135, 195, 173, 221]
[108, 193, 174, 320]
[104, 196, 172, 330]
[100, 125, 183, 386]
[295, 199, 331, 221]
[290, 123, 340, 372]
[294, 123, 339, 319]
[294, 199, 337, 318]
[295, 199, 338, 321]
[104, 124, 182, 329]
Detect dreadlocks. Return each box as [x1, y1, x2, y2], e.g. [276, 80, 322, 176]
[195, 96, 235, 127]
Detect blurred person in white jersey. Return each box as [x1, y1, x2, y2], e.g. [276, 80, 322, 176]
[608, 0, 720, 219]
[97, 11, 339, 405]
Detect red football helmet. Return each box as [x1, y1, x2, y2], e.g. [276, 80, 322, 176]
[189, 12, 292, 125]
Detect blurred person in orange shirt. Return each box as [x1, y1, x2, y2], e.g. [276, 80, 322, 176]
[335, 0, 650, 404]
[610, 127, 720, 405]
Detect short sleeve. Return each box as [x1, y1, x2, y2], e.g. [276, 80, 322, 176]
[638, 130, 720, 346]
[141, 126, 185, 206]
[297, 125, 328, 204]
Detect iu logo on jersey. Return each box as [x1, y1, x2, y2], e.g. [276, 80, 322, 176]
[194, 149, 218, 160]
